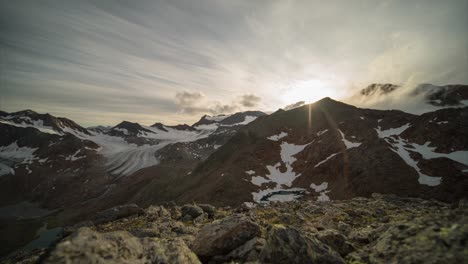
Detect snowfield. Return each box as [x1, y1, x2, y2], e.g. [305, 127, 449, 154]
[79, 126, 211, 176]
[267, 132, 288, 141]
[338, 129, 361, 149]
[310, 182, 330, 202]
[0, 119, 59, 135]
[0, 142, 38, 176]
[249, 140, 311, 203]
[375, 124, 448, 186]
[375, 123, 411, 138]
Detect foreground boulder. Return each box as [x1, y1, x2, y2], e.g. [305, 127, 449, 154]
[260, 225, 344, 264]
[191, 214, 261, 258]
[357, 221, 468, 263]
[44, 227, 201, 264]
[92, 204, 144, 224]
[316, 229, 355, 257]
[181, 204, 204, 221]
[199, 204, 217, 218]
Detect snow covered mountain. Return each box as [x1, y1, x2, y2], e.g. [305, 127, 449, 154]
[0, 96, 467, 223]
[0, 109, 265, 210]
[172, 98, 468, 206]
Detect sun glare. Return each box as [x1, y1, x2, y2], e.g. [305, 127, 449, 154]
[282, 79, 341, 105]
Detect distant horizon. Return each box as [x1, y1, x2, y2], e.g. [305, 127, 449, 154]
[2, 81, 467, 128]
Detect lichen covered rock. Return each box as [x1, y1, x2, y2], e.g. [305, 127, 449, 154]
[260, 225, 344, 264]
[43, 227, 200, 264]
[191, 214, 261, 258]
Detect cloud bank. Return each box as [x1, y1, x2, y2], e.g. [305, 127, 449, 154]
[174, 91, 261, 116]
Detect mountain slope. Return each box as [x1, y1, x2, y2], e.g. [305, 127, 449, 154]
[175, 98, 467, 206]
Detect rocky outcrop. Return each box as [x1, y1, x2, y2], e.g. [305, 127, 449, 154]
[260, 225, 344, 264]
[181, 204, 204, 221]
[5, 195, 468, 264]
[191, 214, 261, 258]
[43, 227, 200, 264]
[92, 204, 144, 225]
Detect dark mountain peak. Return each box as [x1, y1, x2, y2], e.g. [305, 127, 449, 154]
[112, 121, 153, 136]
[115, 121, 143, 129]
[2, 109, 90, 135]
[13, 109, 38, 116]
[311, 97, 355, 110]
[192, 115, 218, 127]
[168, 124, 197, 131]
[219, 111, 266, 125]
[150, 122, 169, 132]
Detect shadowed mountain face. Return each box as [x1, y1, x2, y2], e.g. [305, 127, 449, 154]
[0, 96, 467, 259]
[174, 98, 468, 206]
[1, 98, 467, 212]
[0, 110, 265, 209]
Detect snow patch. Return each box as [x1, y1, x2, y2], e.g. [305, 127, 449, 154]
[205, 115, 230, 122]
[194, 123, 219, 131]
[245, 170, 255, 175]
[316, 129, 328, 136]
[0, 142, 38, 176]
[252, 187, 306, 203]
[310, 182, 328, 192]
[268, 132, 288, 141]
[314, 153, 339, 168]
[113, 127, 129, 135]
[387, 137, 441, 186]
[221, 116, 258, 127]
[338, 130, 361, 149]
[0, 142, 38, 163]
[0, 163, 15, 176]
[249, 141, 311, 202]
[65, 150, 86, 161]
[375, 123, 411, 138]
[0, 120, 59, 135]
[409, 142, 468, 166]
[251, 175, 270, 186]
[310, 182, 330, 202]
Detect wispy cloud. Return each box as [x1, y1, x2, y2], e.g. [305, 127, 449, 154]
[174, 90, 261, 116]
[0, 0, 466, 126]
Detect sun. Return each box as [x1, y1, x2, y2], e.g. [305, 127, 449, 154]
[282, 79, 341, 105]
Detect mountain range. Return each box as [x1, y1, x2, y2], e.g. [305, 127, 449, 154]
[0, 83, 467, 258]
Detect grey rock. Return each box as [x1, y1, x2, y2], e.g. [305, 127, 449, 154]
[92, 204, 144, 225]
[181, 214, 193, 222]
[259, 225, 344, 264]
[225, 237, 265, 262]
[198, 204, 216, 218]
[181, 204, 204, 219]
[191, 214, 261, 258]
[458, 198, 467, 209]
[369, 222, 468, 263]
[316, 229, 355, 257]
[146, 205, 171, 220]
[43, 227, 201, 264]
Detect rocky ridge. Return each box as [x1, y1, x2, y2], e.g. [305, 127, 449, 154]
[5, 194, 467, 264]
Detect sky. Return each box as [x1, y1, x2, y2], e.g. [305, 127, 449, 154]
[1, 0, 467, 126]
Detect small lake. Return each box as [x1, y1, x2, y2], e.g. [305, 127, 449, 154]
[0, 201, 62, 258]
